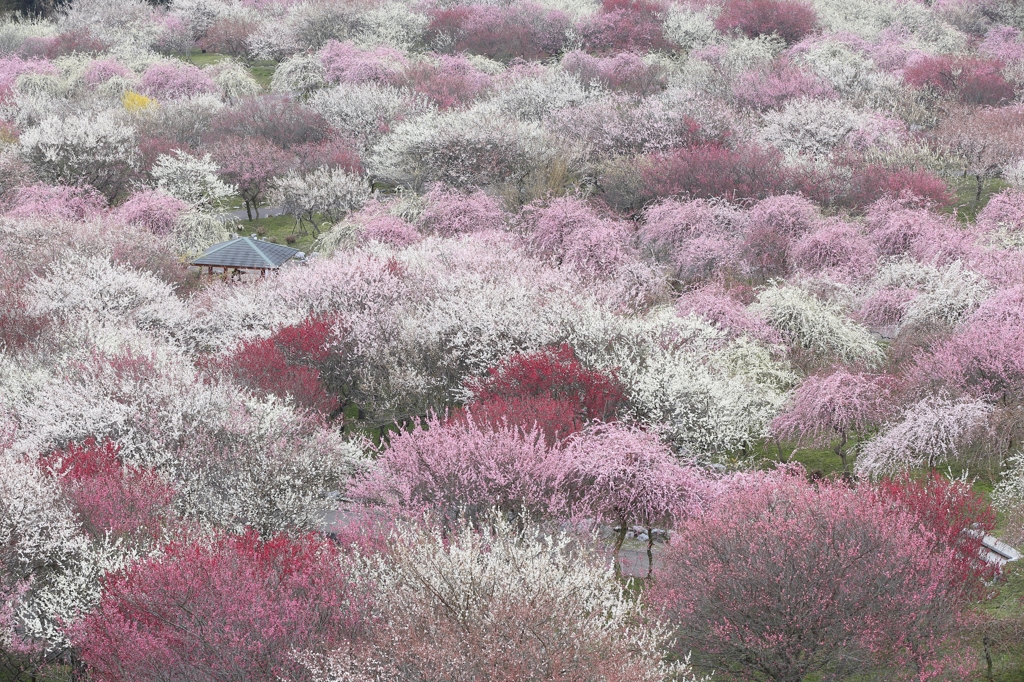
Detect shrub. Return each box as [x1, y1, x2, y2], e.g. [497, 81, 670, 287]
[715, 0, 817, 44]
[638, 143, 792, 203]
[75, 531, 367, 682]
[651, 467, 972, 681]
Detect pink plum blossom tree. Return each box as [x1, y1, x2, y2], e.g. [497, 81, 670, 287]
[650, 466, 973, 681]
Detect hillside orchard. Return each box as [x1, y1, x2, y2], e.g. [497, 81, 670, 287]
[3, 0, 1024, 679]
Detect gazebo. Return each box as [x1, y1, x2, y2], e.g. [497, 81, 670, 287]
[190, 237, 302, 278]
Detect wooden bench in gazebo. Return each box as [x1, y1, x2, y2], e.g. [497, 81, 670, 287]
[190, 237, 303, 278]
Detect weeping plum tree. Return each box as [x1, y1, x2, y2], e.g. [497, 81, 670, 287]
[554, 423, 707, 576]
[771, 368, 892, 471]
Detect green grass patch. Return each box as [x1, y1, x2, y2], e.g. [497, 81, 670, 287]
[183, 52, 276, 91]
[751, 438, 864, 478]
[943, 175, 1008, 223]
[186, 51, 229, 68]
[233, 213, 318, 252]
[247, 60, 277, 91]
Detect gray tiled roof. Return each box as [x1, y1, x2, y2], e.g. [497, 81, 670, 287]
[190, 237, 300, 269]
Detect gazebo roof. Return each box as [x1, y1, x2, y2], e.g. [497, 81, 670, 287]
[190, 237, 301, 269]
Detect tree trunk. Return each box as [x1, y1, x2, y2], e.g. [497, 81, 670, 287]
[613, 523, 628, 578]
[245, 201, 253, 221]
[834, 430, 849, 472]
[646, 526, 655, 579]
[976, 174, 984, 206]
[984, 636, 994, 681]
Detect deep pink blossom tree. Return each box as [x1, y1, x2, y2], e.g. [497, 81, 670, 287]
[650, 467, 972, 681]
[207, 96, 331, 150]
[74, 531, 368, 682]
[39, 438, 175, 545]
[205, 314, 343, 416]
[424, 3, 570, 62]
[639, 143, 793, 204]
[716, 0, 817, 44]
[741, 193, 818, 282]
[676, 284, 781, 345]
[562, 50, 667, 95]
[82, 59, 132, 86]
[903, 54, 1015, 106]
[461, 344, 626, 445]
[403, 55, 494, 110]
[639, 198, 745, 285]
[733, 57, 833, 110]
[875, 472, 997, 596]
[5, 184, 106, 221]
[915, 286, 1024, 401]
[579, 0, 672, 53]
[790, 219, 877, 280]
